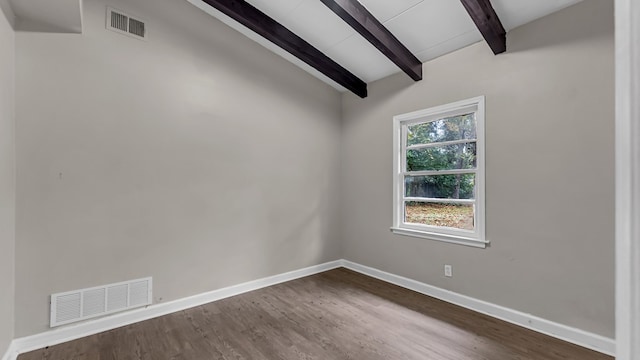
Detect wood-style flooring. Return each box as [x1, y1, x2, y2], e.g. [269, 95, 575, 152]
[19, 268, 612, 360]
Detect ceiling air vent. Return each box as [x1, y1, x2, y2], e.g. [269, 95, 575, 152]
[50, 277, 152, 327]
[106, 7, 147, 40]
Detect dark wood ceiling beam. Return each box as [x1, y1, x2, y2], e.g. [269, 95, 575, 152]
[200, 0, 367, 98]
[319, 0, 422, 81]
[460, 0, 506, 55]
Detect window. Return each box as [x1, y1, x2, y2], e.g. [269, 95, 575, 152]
[391, 96, 487, 248]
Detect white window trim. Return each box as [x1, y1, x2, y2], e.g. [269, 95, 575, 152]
[391, 96, 488, 248]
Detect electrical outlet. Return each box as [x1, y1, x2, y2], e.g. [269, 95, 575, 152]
[444, 264, 453, 277]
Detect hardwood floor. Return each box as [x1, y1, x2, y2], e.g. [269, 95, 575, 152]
[19, 268, 612, 360]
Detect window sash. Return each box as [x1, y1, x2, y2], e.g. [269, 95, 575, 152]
[403, 197, 475, 204]
[392, 96, 486, 247]
[402, 201, 477, 234]
[402, 169, 477, 177]
[399, 107, 478, 127]
[406, 138, 477, 151]
[403, 173, 477, 201]
[402, 131, 478, 173]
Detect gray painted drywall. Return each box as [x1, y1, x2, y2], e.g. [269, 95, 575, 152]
[14, 0, 342, 336]
[0, 0, 14, 28]
[340, 0, 614, 338]
[11, 0, 615, 342]
[0, 0, 15, 355]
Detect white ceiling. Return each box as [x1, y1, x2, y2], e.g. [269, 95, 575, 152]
[187, 0, 582, 90]
[5, 0, 582, 90]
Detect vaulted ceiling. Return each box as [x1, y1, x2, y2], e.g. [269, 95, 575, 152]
[5, 0, 582, 97]
[187, 0, 582, 97]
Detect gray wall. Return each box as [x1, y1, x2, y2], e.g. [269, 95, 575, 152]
[340, 0, 614, 338]
[0, 1, 15, 355]
[10, 0, 615, 341]
[14, 0, 342, 336]
[0, 0, 14, 29]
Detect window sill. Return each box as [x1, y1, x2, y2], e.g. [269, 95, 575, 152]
[389, 227, 489, 248]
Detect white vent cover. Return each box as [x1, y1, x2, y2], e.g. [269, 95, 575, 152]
[106, 7, 147, 40]
[50, 277, 152, 327]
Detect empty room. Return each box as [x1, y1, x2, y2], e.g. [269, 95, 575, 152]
[1, 0, 639, 359]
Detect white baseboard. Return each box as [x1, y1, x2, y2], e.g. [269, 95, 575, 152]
[1, 342, 17, 360]
[341, 260, 616, 357]
[5, 259, 615, 359]
[7, 260, 343, 360]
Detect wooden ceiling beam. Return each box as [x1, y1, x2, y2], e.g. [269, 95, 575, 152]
[460, 0, 506, 55]
[200, 0, 368, 98]
[320, 0, 422, 81]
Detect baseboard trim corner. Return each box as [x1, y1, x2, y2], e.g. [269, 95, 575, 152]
[9, 260, 344, 358]
[6, 259, 615, 358]
[1, 341, 17, 360]
[341, 260, 616, 357]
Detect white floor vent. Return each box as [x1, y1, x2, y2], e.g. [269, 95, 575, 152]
[50, 277, 152, 327]
[106, 6, 147, 40]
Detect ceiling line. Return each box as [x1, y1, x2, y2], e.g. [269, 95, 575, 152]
[199, 0, 368, 97]
[413, 29, 479, 56]
[281, 0, 306, 19]
[459, 0, 506, 55]
[381, 0, 425, 25]
[320, 0, 423, 81]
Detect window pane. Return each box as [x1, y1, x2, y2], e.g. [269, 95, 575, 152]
[407, 142, 476, 171]
[406, 113, 476, 146]
[404, 202, 474, 231]
[405, 174, 475, 199]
